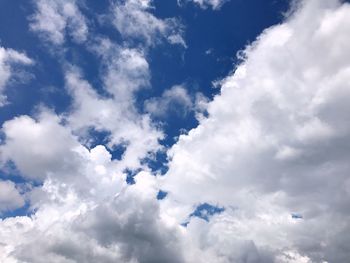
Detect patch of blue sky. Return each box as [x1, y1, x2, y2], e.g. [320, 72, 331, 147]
[0, 160, 42, 187]
[0, 202, 34, 219]
[156, 190, 168, 200]
[124, 168, 142, 185]
[182, 203, 225, 226]
[141, 150, 169, 175]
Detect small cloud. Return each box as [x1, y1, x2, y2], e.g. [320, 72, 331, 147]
[29, 0, 88, 45]
[145, 85, 209, 120]
[113, 0, 185, 47]
[144, 85, 193, 118]
[179, 0, 229, 10]
[205, 48, 213, 55]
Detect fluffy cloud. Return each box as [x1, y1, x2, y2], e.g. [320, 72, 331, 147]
[0, 106, 168, 262]
[0, 54, 170, 263]
[0, 107, 147, 200]
[162, 0, 350, 261]
[0, 46, 33, 106]
[0, 171, 185, 263]
[30, 0, 88, 45]
[0, 111, 82, 181]
[113, 0, 186, 47]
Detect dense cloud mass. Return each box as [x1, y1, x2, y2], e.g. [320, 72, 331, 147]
[0, 0, 350, 262]
[163, 0, 350, 261]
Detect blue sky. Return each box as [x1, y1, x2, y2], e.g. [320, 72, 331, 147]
[1, 0, 350, 262]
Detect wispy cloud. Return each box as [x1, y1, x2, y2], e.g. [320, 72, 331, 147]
[30, 0, 88, 45]
[179, 0, 229, 10]
[0, 46, 33, 106]
[113, 0, 186, 47]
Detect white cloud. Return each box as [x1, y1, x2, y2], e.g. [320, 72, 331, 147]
[113, 0, 186, 47]
[0, 180, 25, 213]
[65, 67, 163, 170]
[30, 0, 88, 45]
[179, 0, 229, 10]
[0, 46, 33, 106]
[61, 38, 164, 172]
[3, 1, 189, 262]
[0, 111, 82, 181]
[1, 1, 350, 262]
[0, 107, 141, 199]
[167, 34, 188, 48]
[90, 39, 150, 100]
[0, 75, 172, 262]
[161, 0, 350, 261]
[145, 85, 193, 117]
[0, 106, 171, 262]
[0, 172, 185, 263]
[144, 85, 209, 120]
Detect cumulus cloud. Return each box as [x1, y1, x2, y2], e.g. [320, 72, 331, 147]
[0, 48, 171, 263]
[113, 0, 186, 47]
[0, 46, 33, 106]
[0, 112, 82, 181]
[162, 0, 350, 261]
[0, 105, 168, 262]
[1, 0, 350, 263]
[30, 0, 88, 45]
[0, 170, 184, 263]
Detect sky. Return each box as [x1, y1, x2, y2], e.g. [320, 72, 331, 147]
[0, 0, 350, 262]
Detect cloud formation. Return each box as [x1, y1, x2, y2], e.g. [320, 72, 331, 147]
[113, 0, 186, 47]
[145, 85, 194, 117]
[65, 65, 163, 170]
[30, 0, 88, 45]
[1, 0, 350, 262]
[162, 0, 350, 261]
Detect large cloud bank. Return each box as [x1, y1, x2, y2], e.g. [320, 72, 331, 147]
[1, 0, 350, 262]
